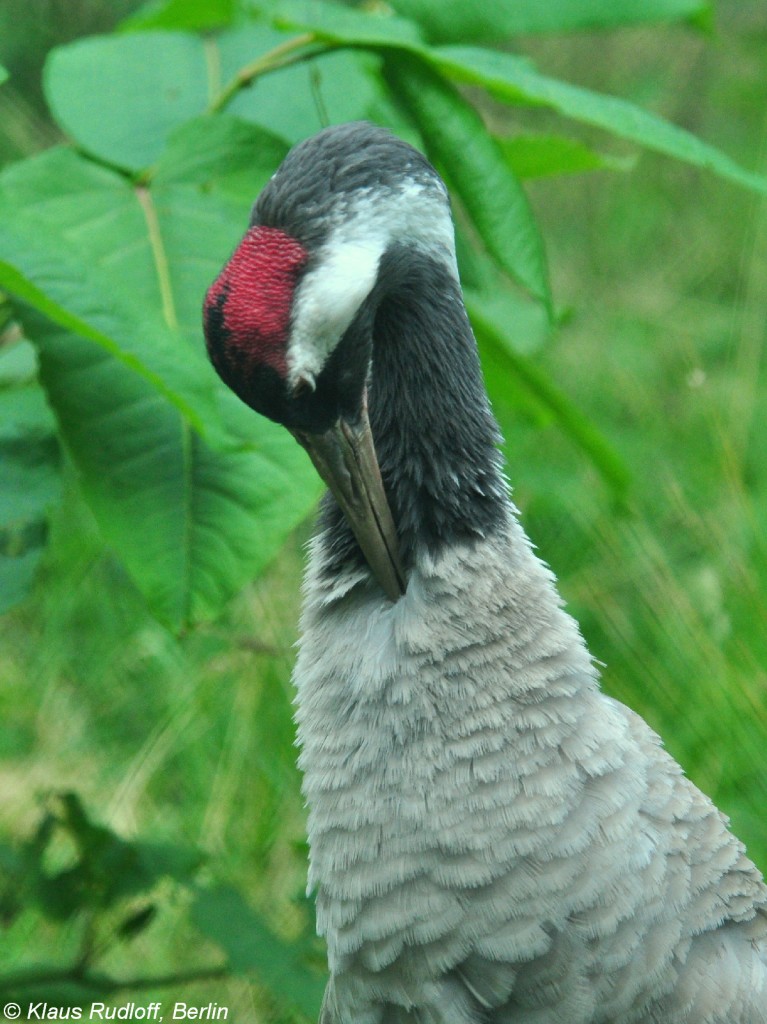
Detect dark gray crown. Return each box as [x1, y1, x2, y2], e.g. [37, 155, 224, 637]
[252, 121, 440, 250]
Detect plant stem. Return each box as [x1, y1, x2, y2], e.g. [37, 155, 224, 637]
[134, 35, 326, 187]
[135, 186, 178, 333]
[0, 964, 228, 996]
[207, 33, 318, 114]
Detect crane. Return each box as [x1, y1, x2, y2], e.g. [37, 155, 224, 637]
[203, 122, 767, 1023]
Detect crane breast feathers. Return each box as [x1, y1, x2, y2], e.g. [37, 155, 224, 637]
[296, 517, 767, 1019]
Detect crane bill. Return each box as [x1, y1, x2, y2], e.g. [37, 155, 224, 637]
[291, 404, 407, 602]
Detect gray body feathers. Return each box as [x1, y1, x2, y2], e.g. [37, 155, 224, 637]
[295, 511, 767, 1023]
[206, 119, 767, 1024]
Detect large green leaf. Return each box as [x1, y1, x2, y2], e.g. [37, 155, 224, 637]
[387, 0, 711, 43]
[0, 64, 7, 86]
[0, 130, 320, 626]
[29, 311, 321, 628]
[192, 886, 326, 1019]
[437, 46, 767, 196]
[275, 2, 767, 195]
[44, 32, 210, 171]
[384, 57, 551, 310]
[0, 150, 223, 439]
[0, 231, 217, 440]
[0, 132, 285, 436]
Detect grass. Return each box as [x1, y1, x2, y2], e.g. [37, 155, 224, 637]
[1, 0, 766, 1017]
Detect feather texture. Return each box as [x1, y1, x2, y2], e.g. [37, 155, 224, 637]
[203, 119, 767, 1024]
[296, 512, 767, 1023]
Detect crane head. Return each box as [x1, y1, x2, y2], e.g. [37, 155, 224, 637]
[202, 122, 454, 601]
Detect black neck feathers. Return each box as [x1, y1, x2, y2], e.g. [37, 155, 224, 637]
[319, 247, 507, 576]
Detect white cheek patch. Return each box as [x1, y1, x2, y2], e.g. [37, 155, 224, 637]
[286, 177, 459, 390]
[287, 241, 382, 389]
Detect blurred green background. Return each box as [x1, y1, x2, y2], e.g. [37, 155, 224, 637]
[0, 0, 765, 1018]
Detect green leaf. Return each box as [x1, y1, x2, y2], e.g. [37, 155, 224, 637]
[466, 287, 550, 357]
[43, 792, 149, 912]
[0, 64, 7, 86]
[0, 146, 237, 443]
[0, 232, 217, 441]
[0, 356, 60, 613]
[0, 133, 320, 626]
[30, 793, 203, 917]
[0, 366, 59, 540]
[500, 134, 632, 179]
[192, 885, 326, 1018]
[384, 57, 551, 311]
[275, 1, 425, 48]
[387, 0, 711, 43]
[214, 24, 384, 144]
[276, 2, 767, 195]
[0, 382, 59, 538]
[437, 46, 767, 196]
[135, 840, 205, 883]
[466, 298, 631, 498]
[44, 32, 210, 171]
[30, 312, 321, 628]
[154, 113, 289, 200]
[122, 0, 238, 32]
[0, 144, 259, 343]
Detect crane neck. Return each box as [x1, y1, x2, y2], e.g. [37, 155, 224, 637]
[319, 247, 508, 576]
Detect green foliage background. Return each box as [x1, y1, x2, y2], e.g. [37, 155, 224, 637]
[0, 0, 765, 1018]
